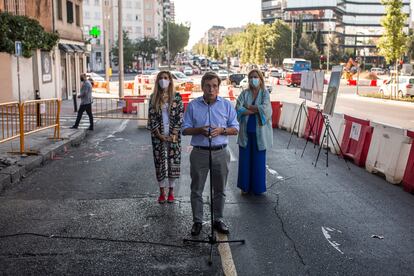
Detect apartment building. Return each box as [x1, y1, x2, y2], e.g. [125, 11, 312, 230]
[261, 0, 411, 58]
[0, 0, 87, 101]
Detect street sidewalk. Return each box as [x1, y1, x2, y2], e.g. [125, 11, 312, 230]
[0, 100, 90, 192]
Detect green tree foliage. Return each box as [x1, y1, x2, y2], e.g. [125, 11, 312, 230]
[0, 12, 59, 58]
[378, 0, 408, 64]
[137, 36, 159, 61]
[111, 30, 135, 68]
[162, 21, 190, 60]
[406, 29, 414, 61]
[297, 34, 319, 67]
[265, 20, 291, 65]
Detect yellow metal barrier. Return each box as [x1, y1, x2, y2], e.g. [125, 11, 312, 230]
[93, 96, 149, 120]
[0, 99, 61, 154]
[0, 101, 21, 145]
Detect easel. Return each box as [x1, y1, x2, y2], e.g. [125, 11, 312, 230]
[300, 104, 324, 157]
[287, 100, 312, 151]
[313, 114, 351, 174]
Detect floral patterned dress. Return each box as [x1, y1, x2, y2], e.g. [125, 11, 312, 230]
[147, 93, 184, 182]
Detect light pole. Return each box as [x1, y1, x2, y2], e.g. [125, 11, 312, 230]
[166, 18, 171, 70]
[118, 0, 124, 98]
[326, 18, 332, 72]
[290, 15, 294, 58]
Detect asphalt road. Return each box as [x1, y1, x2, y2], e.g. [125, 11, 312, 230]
[1, 119, 414, 275]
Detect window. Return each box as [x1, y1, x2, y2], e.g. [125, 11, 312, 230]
[57, 0, 63, 20]
[75, 4, 80, 26]
[84, 11, 90, 19]
[95, 0, 99, 5]
[95, 12, 100, 19]
[136, 26, 142, 34]
[66, 1, 74, 24]
[147, 27, 152, 33]
[136, 15, 141, 21]
[145, 3, 152, 9]
[4, 0, 26, 15]
[145, 14, 152, 21]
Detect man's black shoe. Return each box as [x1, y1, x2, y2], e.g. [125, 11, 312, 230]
[69, 126, 78, 129]
[88, 127, 94, 131]
[213, 221, 229, 234]
[191, 222, 202, 236]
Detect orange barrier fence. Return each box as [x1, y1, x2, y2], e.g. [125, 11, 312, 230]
[0, 101, 21, 145]
[0, 99, 61, 154]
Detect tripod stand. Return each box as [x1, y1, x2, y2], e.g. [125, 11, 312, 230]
[287, 100, 313, 152]
[313, 114, 351, 174]
[183, 101, 245, 265]
[301, 105, 324, 158]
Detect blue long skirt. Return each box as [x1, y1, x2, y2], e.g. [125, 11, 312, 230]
[237, 132, 266, 194]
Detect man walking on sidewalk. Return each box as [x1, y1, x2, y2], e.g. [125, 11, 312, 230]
[71, 73, 93, 130]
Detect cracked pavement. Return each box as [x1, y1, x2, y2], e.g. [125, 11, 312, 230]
[0, 119, 414, 275]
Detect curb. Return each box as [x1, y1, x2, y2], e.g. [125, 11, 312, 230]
[0, 129, 88, 193]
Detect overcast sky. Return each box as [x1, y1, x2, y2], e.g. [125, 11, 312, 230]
[173, 0, 262, 49]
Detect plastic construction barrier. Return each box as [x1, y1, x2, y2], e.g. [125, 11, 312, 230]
[123, 95, 147, 114]
[340, 115, 373, 167]
[319, 113, 345, 154]
[403, 130, 414, 193]
[347, 79, 357, 86]
[137, 100, 149, 128]
[271, 101, 282, 128]
[303, 107, 324, 145]
[366, 123, 411, 184]
[181, 92, 191, 111]
[279, 102, 299, 132]
[370, 79, 377, 87]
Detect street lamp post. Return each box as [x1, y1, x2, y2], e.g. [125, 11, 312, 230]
[166, 19, 170, 70]
[118, 0, 124, 98]
[290, 15, 294, 58]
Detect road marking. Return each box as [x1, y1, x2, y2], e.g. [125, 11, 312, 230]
[266, 165, 284, 180]
[217, 233, 238, 276]
[321, 226, 344, 254]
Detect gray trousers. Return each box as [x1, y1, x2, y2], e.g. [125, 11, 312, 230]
[190, 147, 230, 223]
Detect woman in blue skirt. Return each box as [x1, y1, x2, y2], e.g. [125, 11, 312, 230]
[236, 69, 273, 194]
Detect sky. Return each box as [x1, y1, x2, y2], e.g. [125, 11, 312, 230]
[173, 0, 262, 49]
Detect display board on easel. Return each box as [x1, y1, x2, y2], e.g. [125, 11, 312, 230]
[299, 71, 325, 104]
[323, 65, 343, 116]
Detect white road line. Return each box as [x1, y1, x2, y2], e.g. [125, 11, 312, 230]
[266, 165, 285, 180]
[321, 226, 344, 254]
[217, 233, 238, 276]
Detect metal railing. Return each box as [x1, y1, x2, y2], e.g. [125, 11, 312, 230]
[0, 101, 21, 144]
[0, 99, 61, 154]
[93, 96, 149, 120]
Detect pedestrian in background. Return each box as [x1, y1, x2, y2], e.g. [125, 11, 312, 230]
[236, 69, 273, 195]
[148, 71, 184, 204]
[182, 71, 239, 236]
[71, 73, 94, 130]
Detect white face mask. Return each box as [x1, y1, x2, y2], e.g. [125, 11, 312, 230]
[159, 79, 170, 89]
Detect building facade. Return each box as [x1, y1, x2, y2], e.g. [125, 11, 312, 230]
[0, 0, 87, 102]
[261, 0, 411, 58]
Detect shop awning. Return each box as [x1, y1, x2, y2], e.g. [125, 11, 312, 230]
[58, 43, 74, 53]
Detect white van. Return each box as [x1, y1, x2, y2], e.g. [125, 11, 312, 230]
[379, 76, 414, 97]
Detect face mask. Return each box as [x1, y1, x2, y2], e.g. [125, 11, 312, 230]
[251, 78, 260, 88]
[159, 79, 170, 89]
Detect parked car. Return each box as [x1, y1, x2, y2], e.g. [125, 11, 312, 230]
[86, 72, 105, 82]
[229, 73, 247, 86]
[170, 71, 193, 84]
[379, 76, 414, 97]
[217, 70, 229, 80]
[370, 67, 385, 75]
[210, 64, 220, 71]
[267, 68, 283, 78]
[239, 77, 272, 93]
[183, 66, 193, 76]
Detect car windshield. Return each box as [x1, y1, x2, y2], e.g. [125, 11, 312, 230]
[173, 72, 187, 79]
[219, 70, 227, 74]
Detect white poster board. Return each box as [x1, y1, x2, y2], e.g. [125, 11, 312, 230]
[299, 71, 313, 101]
[323, 65, 343, 116]
[311, 71, 325, 104]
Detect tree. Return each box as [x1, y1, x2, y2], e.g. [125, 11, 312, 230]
[265, 20, 291, 65]
[161, 21, 190, 61]
[0, 12, 58, 58]
[111, 30, 135, 69]
[297, 34, 319, 67]
[136, 36, 159, 67]
[377, 0, 408, 98]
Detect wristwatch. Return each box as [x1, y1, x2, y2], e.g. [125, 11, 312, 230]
[223, 127, 227, 135]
